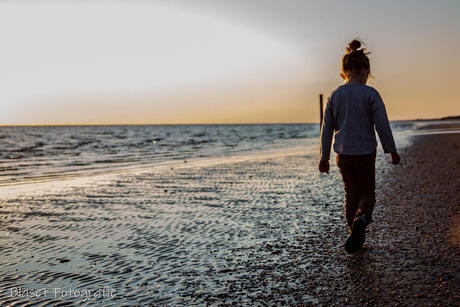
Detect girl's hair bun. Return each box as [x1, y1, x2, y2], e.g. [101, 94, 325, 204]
[341, 38, 371, 80]
[346, 39, 362, 54]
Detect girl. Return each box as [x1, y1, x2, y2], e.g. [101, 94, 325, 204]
[319, 39, 400, 254]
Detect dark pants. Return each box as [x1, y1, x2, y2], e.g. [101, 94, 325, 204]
[336, 150, 376, 230]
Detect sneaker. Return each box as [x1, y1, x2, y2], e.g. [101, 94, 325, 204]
[345, 214, 366, 254]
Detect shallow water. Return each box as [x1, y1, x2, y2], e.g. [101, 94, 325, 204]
[0, 152, 337, 305]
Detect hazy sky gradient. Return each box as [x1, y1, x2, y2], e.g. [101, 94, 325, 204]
[1, 0, 459, 125]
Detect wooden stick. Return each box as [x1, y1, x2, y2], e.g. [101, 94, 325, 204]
[319, 94, 324, 127]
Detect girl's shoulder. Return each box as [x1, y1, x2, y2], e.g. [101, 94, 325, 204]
[332, 84, 381, 97]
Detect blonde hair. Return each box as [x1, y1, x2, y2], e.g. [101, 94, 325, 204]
[340, 39, 371, 80]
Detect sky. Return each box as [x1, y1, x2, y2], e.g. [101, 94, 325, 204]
[0, 0, 459, 125]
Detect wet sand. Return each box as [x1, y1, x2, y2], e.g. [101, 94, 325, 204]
[0, 130, 459, 306]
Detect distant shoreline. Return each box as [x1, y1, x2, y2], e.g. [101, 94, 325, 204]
[411, 115, 460, 122]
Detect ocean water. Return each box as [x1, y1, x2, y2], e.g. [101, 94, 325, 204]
[0, 122, 417, 187]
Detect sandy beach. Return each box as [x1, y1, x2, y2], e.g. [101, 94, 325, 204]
[0, 125, 459, 306]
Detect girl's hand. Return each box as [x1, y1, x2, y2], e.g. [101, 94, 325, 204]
[391, 152, 400, 165]
[319, 160, 330, 173]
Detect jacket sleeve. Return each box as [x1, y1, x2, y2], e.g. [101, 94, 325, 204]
[320, 96, 335, 160]
[372, 92, 397, 153]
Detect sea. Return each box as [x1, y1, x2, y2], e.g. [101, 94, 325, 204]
[0, 122, 419, 187]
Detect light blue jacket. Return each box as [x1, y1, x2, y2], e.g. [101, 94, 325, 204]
[320, 83, 396, 161]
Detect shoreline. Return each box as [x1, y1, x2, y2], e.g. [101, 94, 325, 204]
[0, 143, 314, 199]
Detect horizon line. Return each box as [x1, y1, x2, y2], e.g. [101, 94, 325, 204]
[1, 116, 459, 127]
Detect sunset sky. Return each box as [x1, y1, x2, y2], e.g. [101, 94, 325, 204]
[0, 0, 459, 125]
